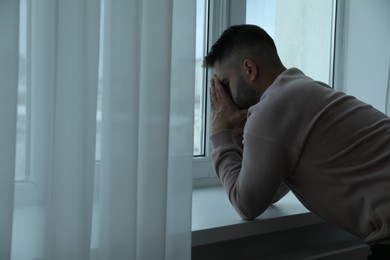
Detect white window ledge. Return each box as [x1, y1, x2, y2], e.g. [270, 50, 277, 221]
[192, 185, 325, 247]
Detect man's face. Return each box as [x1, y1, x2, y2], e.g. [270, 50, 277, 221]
[214, 60, 259, 110]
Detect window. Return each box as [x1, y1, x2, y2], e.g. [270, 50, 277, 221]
[193, 0, 336, 182]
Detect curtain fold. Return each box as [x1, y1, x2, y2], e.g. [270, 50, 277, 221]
[2, 0, 195, 258]
[0, 1, 19, 258]
[136, 0, 174, 258]
[98, 0, 195, 259]
[97, 0, 141, 258]
[43, 0, 101, 259]
[165, 1, 196, 258]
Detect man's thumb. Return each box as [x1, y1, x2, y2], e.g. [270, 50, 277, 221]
[239, 109, 248, 119]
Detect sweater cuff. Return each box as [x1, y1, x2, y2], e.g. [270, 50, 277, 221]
[210, 129, 235, 150]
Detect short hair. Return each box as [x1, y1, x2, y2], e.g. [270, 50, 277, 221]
[203, 24, 278, 68]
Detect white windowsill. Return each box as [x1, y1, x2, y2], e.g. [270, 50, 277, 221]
[191, 185, 325, 247]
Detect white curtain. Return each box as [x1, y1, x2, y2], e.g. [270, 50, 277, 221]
[0, 0, 195, 259]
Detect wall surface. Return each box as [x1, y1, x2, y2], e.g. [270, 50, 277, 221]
[340, 0, 390, 113]
[275, 0, 334, 84]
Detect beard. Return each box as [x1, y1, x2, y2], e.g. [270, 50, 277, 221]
[235, 76, 259, 109]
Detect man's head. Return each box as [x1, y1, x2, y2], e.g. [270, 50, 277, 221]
[204, 25, 285, 109]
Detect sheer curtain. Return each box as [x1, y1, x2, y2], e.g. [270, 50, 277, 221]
[98, 0, 195, 259]
[0, 0, 195, 259]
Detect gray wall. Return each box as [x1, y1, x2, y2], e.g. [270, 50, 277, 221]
[336, 0, 390, 114]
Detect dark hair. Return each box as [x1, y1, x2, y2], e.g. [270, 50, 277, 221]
[203, 24, 278, 68]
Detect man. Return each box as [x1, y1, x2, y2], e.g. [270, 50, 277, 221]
[205, 24, 390, 259]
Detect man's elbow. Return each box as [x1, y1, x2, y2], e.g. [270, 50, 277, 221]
[234, 203, 261, 220]
[229, 190, 264, 220]
[239, 212, 258, 221]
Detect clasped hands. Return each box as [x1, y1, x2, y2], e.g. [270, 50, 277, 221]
[210, 75, 248, 136]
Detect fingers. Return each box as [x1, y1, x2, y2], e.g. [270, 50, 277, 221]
[209, 75, 247, 133]
[232, 109, 248, 125]
[239, 109, 248, 119]
[213, 75, 225, 99]
[211, 75, 230, 103]
[210, 77, 216, 108]
[210, 75, 222, 107]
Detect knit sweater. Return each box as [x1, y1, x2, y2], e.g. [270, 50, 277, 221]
[210, 68, 390, 245]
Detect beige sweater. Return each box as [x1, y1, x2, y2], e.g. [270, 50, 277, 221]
[211, 68, 390, 245]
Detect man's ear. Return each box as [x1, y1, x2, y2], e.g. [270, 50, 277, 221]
[243, 59, 258, 82]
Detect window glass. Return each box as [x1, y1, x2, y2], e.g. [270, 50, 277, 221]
[15, 0, 28, 181]
[246, 0, 334, 85]
[95, 0, 105, 161]
[193, 0, 208, 156]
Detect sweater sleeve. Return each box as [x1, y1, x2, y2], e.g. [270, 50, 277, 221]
[272, 181, 290, 203]
[211, 130, 296, 220]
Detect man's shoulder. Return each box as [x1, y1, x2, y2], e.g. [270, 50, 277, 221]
[257, 69, 334, 110]
[271, 68, 330, 93]
[246, 70, 337, 137]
